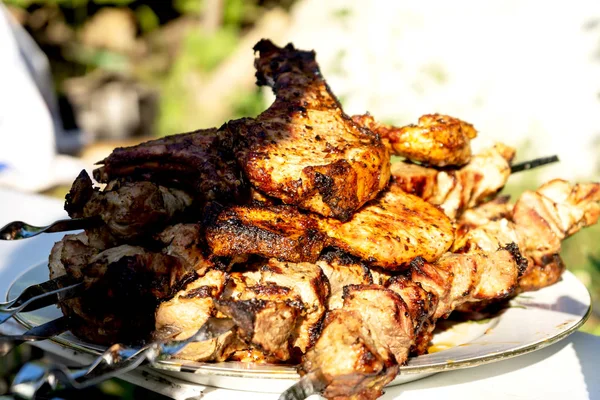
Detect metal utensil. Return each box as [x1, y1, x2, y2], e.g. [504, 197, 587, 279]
[0, 217, 98, 240]
[510, 155, 559, 173]
[0, 278, 84, 325]
[0, 317, 69, 356]
[10, 318, 236, 398]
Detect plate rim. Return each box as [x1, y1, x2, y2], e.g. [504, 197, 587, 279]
[9, 262, 592, 380]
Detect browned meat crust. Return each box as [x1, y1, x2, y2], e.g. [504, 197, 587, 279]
[94, 128, 248, 204]
[227, 40, 390, 221]
[317, 250, 372, 310]
[321, 186, 454, 269]
[391, 143, 515, 219]
[353, 113, 477, 167]
[205, 203, 327, 263]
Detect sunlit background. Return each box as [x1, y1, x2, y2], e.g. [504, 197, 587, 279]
[1, 0, 600, 395]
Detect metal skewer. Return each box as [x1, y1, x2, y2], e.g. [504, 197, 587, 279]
[0, 278, 84, 325]
[9, 318, 236, 399]
[0, 317, 69, 356]
[0, 217, 99, 240]
[510, 155, 559, 173]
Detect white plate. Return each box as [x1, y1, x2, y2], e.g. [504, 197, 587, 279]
[8, 262, 591, 394]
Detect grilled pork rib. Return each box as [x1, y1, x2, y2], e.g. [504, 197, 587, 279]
[227, 40, 390, 220]
[353, 113, 478, 167]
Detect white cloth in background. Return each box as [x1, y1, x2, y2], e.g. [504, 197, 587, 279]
[0, 5, 84, 192]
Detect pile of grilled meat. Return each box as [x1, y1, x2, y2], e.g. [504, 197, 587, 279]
[49, 40, 600, 400]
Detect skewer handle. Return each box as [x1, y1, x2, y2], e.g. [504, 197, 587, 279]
[510, 155, 559, 173]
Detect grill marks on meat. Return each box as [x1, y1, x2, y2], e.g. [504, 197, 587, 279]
[353, 113, 477, 167]
[66, 170, 193, 240]
[205, 204, 327, 263]
[94, 128, 247, 204]
[391, 143, 515, 219]
[228, 40, 390, 220]
[317, 250, 372, 310]
[321, 186, 454, 269]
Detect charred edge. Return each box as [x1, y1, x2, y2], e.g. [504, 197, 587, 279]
[249, 283, 292, 298]
[181, 285, 217, 299]
[64, 170, 94, 218]
[409, 256, 426, 272]
[214, 299, 264, 339]
[501, 242, 528, 276]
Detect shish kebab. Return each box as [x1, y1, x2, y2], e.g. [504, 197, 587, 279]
[0, 39, 595, 400]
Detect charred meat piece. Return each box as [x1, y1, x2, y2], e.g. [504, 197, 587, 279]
[300, 309, 399, 400]
[156, 223, 214, 276]
[321, 185, 454, 269]
[66, 171, 193, 240]
[94, 128, 247, 204]
[316, 250, 372, 310]
[217, 259, 328, 360]
[227, 40, 390, 220]
[353, 113, 477, 167]
[205, 203, 327, 263]
[391, 143, 515, 219]
[154, 268, 237, 362]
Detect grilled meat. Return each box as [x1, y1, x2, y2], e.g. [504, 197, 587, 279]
[227, 40, 390, 221]
[391, 143, 515, 219]
[353, 113, 477, 167]
[321, 185, 454, 269]
[300, 244, 524, 399]
[205, 203, 327, 263]
[94, 128, 247, 204]
[66, 170, 193, 240]
[316, 250, 372, 310]
[455, 179, 600, 292]
[154, 268, 237, 361]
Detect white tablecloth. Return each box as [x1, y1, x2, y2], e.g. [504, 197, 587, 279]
[0, 188, 598, 400]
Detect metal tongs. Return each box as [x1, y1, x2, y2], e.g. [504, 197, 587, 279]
[9, 317, 236, 399]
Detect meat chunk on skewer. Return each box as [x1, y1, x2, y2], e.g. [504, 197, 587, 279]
[227, 40, 390, 220]
[316, 250, 372, 310]
[65, 170, 193, 240]
[391, 143, 515, 219]
[321, 185, 454, 269]
[353, 113, 477, 167]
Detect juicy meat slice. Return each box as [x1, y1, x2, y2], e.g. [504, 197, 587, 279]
[320, 185, 454, 269]
[154, 268, 236, 362]
[513, 179, 600, 265]
[228, 40, 390, 220]
[216, 259, 328, 360]
[342, 285, 414, 365]
[66, 171, 193, 240]
[455, 195, 513, 237]
[391, 143, 515, 219]
[316, 250, 372, 310]
[300, 309, 399, 400]
[205, 203, 327, 263]
[93, 128, 247, 204]
[353, 113, 477, 167]
[156, 223, 214, 276]
[411, 246, 525, 320]
[386, 275, 438, 355]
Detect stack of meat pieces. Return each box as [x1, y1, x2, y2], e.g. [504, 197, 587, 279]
[48, 40, 600, 400]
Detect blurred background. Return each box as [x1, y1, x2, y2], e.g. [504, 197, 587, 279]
[1, 0, 600, 395]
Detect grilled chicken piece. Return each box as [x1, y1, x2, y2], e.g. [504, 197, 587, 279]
[205, 203, 327, 263]
[321, 185, 454, 269]
[154, 268, 237, 362]
[226, 40, 390, 221]
[455, 195, 513, 237]
[66, 170, 193, 240]
[94, 128, 247, 204]
[156, 223, 214, 276]
[353, 113, 477, 167]
[391, 143, 515, 219]
[300, 309, 399, 400]
[316, 250, 372, 310]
